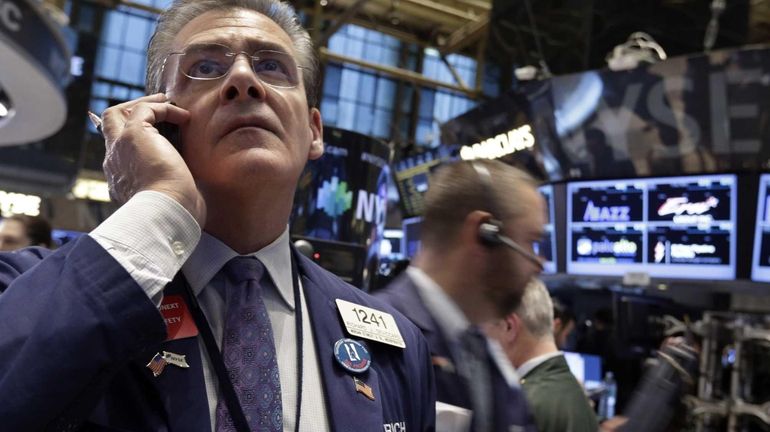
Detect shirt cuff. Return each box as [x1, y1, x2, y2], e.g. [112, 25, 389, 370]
[90, 190, 201, 305]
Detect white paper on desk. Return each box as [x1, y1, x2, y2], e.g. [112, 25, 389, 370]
[436, 401, 472, 432]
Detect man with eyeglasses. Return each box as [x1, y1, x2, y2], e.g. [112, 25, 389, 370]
[0, 1, 435, 431]
[374, 160, 545, 432]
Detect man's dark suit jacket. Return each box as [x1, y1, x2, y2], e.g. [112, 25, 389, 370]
[520, 355, 599, 432]
[0, 236, 435, 431]
[374, 272, 537, 432]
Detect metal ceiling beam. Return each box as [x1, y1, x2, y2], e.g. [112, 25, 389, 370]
[396, 0, 481, 21]
[319, 0, 368, 46]
[337, 0, 476, 26]
[439, 13, 489, 55]
[439, 53, 469, 90]
[474, 25, 487, 93]
[449, 0, 492, 11]
[316, 9, 428, 46]
[319, 47, 479, 98]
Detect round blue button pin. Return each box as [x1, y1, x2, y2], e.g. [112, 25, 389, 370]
[333, 338, 371, 374]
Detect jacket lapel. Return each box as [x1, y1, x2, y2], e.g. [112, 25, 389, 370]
[386, 274, 471, 409]
[298, 255, 384, 431]
[132, 275, 210, 431]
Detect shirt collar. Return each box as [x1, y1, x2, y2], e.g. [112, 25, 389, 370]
[517, 351, 563, 379]
[182, 227, 295, 310]
[406, 266, 469, 341]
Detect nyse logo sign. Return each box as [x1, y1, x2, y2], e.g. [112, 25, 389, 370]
[316, 177, 386, 225]
[0, 0, 22, 32]
[317, 176, 353, 218]
[355, 190, 386, 225]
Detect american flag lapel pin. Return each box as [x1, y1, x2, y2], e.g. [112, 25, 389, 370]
[146, 352, 168, 377]
[353, 377, 375, 401]
[146, 351, 190, 377]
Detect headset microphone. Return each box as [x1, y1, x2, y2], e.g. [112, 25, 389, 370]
[479, 220, 504, 246]
[479, 220, 543, 269]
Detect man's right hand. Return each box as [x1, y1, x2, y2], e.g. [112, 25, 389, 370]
[101, 93, 206, 226]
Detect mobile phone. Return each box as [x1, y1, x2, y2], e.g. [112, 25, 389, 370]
[156, 100, 181, 151]
[156, 121, 181, 151]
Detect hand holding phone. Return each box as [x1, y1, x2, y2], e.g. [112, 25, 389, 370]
[97, 94, 205, 225]
[155, 120, 181, 151]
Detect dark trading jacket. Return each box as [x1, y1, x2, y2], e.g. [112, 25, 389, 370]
[0, 236, 436, 431]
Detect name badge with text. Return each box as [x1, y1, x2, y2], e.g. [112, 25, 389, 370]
[335, 299, 405, 348]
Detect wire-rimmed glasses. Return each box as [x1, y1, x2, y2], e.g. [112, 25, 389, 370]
[161, 43, 305, 89]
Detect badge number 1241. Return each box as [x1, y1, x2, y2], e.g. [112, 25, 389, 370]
[335, 299, 405, 348]
[353, 308, 387, 328]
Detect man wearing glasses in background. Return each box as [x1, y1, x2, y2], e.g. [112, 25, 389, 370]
[374, 160, 545, 432]
[0, 1, 435, 431]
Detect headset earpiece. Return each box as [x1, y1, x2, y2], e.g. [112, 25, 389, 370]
[479, 219, 504, 246]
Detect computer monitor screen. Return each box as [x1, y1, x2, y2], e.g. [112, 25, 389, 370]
[567, 174, 737, 279]
[751, 174, 770, 282]
[567, 179, 645, 275]
[402, 216, 423, 259]
[537, 185, 557, 273]
[393, 148, 455, 218]
[563, 351, 603, 391]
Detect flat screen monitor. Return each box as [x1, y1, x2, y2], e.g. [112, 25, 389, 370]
[563, 351, 603, 392]
[402, 216, 423, 259]
[537, 184, 557, 273]
[380, 229, 403, 259]
[751, 174, 770, 282]
[393, 148, 455, 218]
[567, 174, 737, 280]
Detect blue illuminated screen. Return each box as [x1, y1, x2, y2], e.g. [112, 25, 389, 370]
[402, 216, 423, 259]
[566, 174, 737, 279]
[563, 351, 603, 391]
[751, 174, 770, 282]
[537, 185, 557, 274]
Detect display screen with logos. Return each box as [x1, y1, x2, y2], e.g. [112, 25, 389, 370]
[567, 175, 737, 279]
[751, 174, 770, 282]
[537, 185, 557, 273]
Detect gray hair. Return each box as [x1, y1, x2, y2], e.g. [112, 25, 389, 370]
[514, 278, 554, 339]
[145, 0, 319, 107]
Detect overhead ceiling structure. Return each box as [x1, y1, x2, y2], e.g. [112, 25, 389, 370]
[303, 0, 770, 92]
[310, 0, 491, 53]
[297, 0, 493, 97]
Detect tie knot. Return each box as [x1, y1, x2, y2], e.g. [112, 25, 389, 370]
[223, 256, 265, 284]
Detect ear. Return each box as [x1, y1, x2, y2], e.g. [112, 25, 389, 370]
[307, 107, 324, 160]
[463, 210, 494, 252]
[490, 314, 517, 346]
[553, 317, 563, 334]
[507, 314, 522, 341]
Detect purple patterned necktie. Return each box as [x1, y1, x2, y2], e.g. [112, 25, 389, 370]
[215, 256, 282, 432]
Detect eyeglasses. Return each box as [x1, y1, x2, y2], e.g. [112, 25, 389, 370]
[162, 43, 305, 89]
